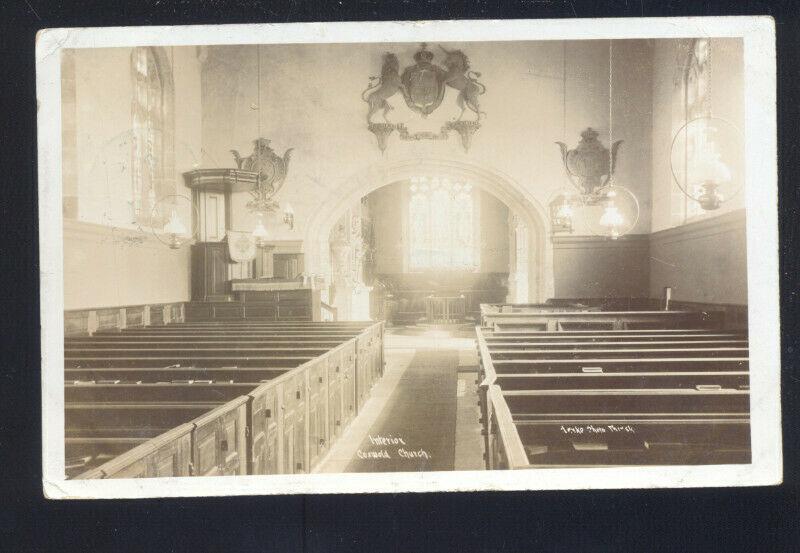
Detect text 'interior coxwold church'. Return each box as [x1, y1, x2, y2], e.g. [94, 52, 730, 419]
[60, 37, 749, 479]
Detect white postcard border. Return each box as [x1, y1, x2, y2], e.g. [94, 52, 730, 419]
[37, 16, 781, 499]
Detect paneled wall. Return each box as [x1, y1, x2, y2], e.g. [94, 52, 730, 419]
[649, 209, 747, 305]
[552, 235, 650, 299]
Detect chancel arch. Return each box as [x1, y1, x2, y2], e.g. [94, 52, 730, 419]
[303, 157, 552, 313]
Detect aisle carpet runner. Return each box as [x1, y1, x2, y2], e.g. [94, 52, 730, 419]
[346, 349, 459, 472]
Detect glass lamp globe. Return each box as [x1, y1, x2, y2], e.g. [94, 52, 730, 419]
[548, 189, 583, 234]
[151, 194, 197, 249]
[670, 116, 742, 211]
[252, 217, 270, 248]
[583, 184, 639, 240]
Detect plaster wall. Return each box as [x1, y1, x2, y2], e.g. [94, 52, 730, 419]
[63, 47, 202, 309]
[200, 40, 655, 241]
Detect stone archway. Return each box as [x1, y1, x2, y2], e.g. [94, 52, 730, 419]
[303, 157, 553, 303]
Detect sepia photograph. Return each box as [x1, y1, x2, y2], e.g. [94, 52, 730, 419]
[36, 17, 781, 498]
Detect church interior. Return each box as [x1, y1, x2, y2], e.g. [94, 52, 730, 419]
[60, 38, 749, 479]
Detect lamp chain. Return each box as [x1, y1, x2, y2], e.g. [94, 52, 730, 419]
[562, 41, 567, 142]
[707, 39, 713, 117]
[257, 45, 262, 138]
[608, 39, 613, 185]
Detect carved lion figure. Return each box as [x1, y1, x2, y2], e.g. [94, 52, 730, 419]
[361, 53, 404, 124]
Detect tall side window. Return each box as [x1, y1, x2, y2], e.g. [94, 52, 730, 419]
[408, 177, 478, 270]
[672, 38, 711, 225]
[132, 47, 166, 224]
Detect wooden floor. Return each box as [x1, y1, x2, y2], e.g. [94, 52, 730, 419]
[316, 327, 484, 473]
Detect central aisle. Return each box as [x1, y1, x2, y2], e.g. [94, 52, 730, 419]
[315, 327, 484, 473]
[346, 348, 459, 472]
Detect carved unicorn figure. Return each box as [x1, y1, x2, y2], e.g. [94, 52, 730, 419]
[439, 46, 486, 121]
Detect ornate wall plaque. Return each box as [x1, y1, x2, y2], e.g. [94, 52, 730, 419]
[231, 138, 293, 214]
[556, 128, 622, 196]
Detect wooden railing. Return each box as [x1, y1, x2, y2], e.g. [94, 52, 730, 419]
[321, 301, 338, 322]
[425, 295, 466, 324]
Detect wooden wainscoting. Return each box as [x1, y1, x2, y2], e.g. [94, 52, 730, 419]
[64, 302, 186, 336]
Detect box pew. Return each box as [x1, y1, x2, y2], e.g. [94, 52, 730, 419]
[484, 384, 750, 468]
[482, 311, 719, 332]
[67, 335, 358, 344]
[70, 346, 355, 478]
[488, 357, 748, 375]
[65, 399, 228, 478]
[486, 347, 748, 360]
[71, 397, 250, 479]
[483, 331, 743, 343]
[475, 325, 750, 468]
[64, 339, 348, 349]
[65, 367, 290, 382]
[65, 346, 332, 358]
[69, 321, 385, 479]
[95, 325, 368, 333]
[66, 382, 264, 402]
[492, 371, 749, 391]
[487, 386, 750, 469]
[68, 423, 195, 479]
[166, 321, 369, 324]
[485, 340, 748, 352]
[64, 355, 316, 369]
[479, 301, 725, 331]
[493, 389, 750, 467]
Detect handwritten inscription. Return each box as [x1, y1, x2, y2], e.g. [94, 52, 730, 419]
[368, 434, 406, 446]
[356, 434, 432, 461]
[560, 424, 636, 434]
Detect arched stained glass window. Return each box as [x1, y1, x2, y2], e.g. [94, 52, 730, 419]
[132, 47, 166, 223]
[408, 176, 478, 270]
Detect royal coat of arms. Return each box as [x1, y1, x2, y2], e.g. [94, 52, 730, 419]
[361, 44, 486, 152]
[400, 47, 447, 116]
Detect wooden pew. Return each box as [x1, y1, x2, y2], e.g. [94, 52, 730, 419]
[64, 355, 315, 368]
[69, 423, 195, 479]
[502, 388, 750, 466]
[483, 330, 743, 342]
[475, 320, 750, 468]
[67, 335, 358, 344]
[71, 397, 250, 479]
[485, 386, 750, 468]
[483, 311, 718, 332]
[65, 346, 331, 358]
[68, 321, 385, 479]
[65, 367, 290, 382]
[487, 347, 748, 360]
[491, 371, 749, 390]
